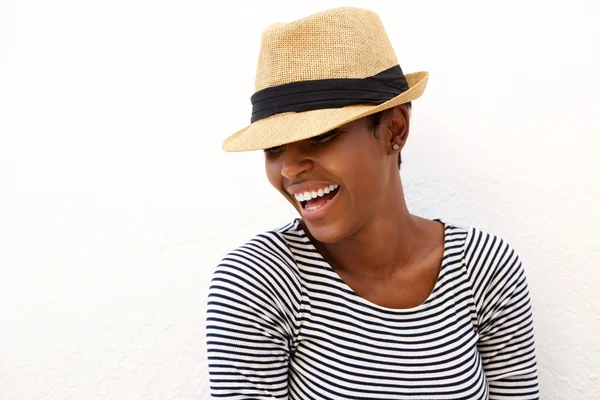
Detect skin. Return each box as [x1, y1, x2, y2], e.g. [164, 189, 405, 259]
[264, 105, 445, 309]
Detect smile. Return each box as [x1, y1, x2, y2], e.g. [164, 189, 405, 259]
[294, 184, 341, 218]
[293, 184, 339, 204]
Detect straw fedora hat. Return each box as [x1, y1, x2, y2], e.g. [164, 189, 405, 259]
[222, 7, 429, 152]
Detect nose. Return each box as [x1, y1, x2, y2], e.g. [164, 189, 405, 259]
[280, 142, 312, 179]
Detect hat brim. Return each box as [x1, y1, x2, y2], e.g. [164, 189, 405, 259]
[222, 71, 429, 152]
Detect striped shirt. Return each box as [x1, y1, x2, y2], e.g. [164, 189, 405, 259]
[206, 219, 539, 399]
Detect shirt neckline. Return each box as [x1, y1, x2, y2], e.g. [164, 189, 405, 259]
[291, 218, 451, 314]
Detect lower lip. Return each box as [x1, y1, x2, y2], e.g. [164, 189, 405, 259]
[299, 188, 341, 221]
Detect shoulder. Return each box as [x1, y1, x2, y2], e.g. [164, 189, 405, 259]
[440, 221, 532, 324]
[207, 220, 305, 337]
[440, 220, 527, 296]
[210, 219, 304, 298]
[219, 219, 301, 269]
[452, 224, 531, 322]
[461, 225, 524, 284]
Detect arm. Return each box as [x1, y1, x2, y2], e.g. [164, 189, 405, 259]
[206, 243, 299, 399]
[467, 229, 540, 399]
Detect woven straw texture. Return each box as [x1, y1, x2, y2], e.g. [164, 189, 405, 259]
[222, 7, 429, 152]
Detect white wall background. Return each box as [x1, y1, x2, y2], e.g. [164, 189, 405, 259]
[0, 0, 598, 398]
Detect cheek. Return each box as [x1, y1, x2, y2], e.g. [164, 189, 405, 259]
[265, 159, 299, 210]
[264, 157, 280, 189]
[352, 164, 379, 199]
[341, 148, 382, 207]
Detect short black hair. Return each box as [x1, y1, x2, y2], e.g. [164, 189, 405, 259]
[369, 102, 411, 170]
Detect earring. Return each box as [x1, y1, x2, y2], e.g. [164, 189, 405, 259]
[392, 144, 400, 150]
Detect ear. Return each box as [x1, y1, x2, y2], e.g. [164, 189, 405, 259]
[381, 105, 410, 154]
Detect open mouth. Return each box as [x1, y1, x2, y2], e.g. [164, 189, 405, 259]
[300, 186, 340, 211]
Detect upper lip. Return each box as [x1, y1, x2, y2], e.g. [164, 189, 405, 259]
[286, 181, 339, 196]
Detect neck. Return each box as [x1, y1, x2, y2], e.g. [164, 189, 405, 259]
[308, 176, 423, 280]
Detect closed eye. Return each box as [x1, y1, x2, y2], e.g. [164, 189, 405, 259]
[264, 144, 286, 155]
[310, 129, 341, 144]
[264, 129, 341, 154]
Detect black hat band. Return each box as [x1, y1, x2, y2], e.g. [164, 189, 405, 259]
[250, 65, 409, 123]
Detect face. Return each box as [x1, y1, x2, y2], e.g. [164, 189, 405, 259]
[264, 111, 404, 244]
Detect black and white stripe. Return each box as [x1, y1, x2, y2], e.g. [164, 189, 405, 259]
[206, 219, 539, 399]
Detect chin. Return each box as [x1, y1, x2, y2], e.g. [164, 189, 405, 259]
[303, 218, 351, 244]
[293, 187, 360, 244]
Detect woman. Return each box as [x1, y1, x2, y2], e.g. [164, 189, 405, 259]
[206, 7, 539, 399]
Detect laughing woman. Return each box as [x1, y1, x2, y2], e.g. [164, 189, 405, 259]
[206, 7, 539, 400]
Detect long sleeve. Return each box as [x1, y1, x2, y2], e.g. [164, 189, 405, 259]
[466, 228, 540, 399]
[206, 234, 301, 399]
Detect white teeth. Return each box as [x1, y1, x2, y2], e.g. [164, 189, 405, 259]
[305, 199, 332, 211]
[294, 184, 340, 203]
